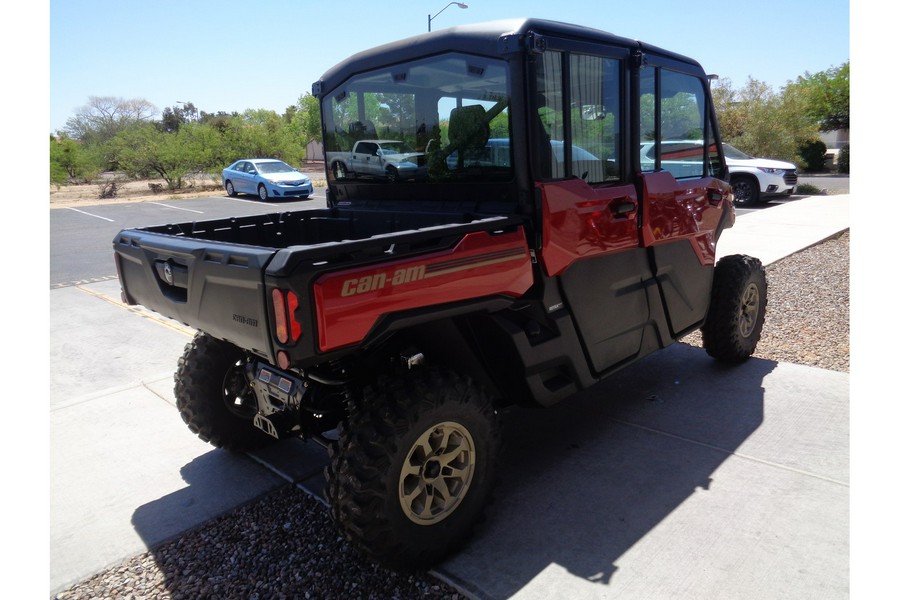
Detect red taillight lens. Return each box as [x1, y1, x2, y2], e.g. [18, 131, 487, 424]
[272, 289, 302, 344]
[286, 291, 301, 341]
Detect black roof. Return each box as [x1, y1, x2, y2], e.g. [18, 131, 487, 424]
[314, 18, 703, 97]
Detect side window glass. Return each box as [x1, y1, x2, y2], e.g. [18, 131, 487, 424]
[570, 53, 621, 183]
[639, 68, 657, 172]
[640, 68, 708, 179]
[705, 116, 723, 177]
[535, 51, 565, 179]
[535, 49, 621, 182]
[659, 70, 705, 178]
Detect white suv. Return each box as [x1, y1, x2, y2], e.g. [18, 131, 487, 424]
[722, 143, 797, 206]
[640, 141, 798, 207]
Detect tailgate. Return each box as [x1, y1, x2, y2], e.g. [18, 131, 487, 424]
[114, 229, 278, 360]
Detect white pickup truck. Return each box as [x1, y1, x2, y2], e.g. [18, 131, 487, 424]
[328, 139, 428, 182]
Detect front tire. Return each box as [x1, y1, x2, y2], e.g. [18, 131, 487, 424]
[385, 166, 400, 183]
[731, 175, 760, 207]
[174, 333, 275, 451]
[325, 366, 500, 569]
[332, 161, 348, 179]
[257, 184, 269, 201]
[701, 255, 767, 362]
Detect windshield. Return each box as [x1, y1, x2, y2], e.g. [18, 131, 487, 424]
[723, 143, 753, 160]
[256, 161, 295, 174]
[322, 52, 512, 184]
[378, 141, 415, 155]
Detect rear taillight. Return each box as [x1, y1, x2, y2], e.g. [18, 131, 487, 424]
[272, 289, 302, 344]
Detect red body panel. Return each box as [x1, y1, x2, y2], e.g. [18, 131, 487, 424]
[313, 228, 534, 352]
[639, 171, 733, 266]
[539, 179, 640, 277]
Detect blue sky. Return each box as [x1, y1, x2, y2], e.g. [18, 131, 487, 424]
[48, 0, 849, 134]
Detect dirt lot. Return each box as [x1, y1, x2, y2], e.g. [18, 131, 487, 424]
[50, 162, 328, 208]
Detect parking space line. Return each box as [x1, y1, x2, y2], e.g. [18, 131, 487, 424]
[76, 284, 195, 338]
[148, 202, 204, 214]
[226, 197, 273, 205]
[66, 207, 114, 222]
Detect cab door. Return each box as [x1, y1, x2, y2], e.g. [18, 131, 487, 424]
[635, 57, 732, 336]
[532, 41, 653, 375]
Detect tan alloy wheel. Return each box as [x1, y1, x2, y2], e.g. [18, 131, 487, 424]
[739, 283, 761, 338]
[399, 421, 476, 525]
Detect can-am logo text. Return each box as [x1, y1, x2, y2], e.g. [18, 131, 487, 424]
[340, 265, 426, 297]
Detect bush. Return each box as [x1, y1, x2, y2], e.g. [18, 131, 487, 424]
[797, 139, 827, 172]
[796, 183, 825, 196]
[837, 145, 849, 174]
[98, 181, 119, 199]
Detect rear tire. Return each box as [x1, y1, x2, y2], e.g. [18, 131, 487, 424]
[225, 180, 237, 197]
[174, 333, 275, 451]
[325, 366, 500, 569]
[701, 255, 767, 362]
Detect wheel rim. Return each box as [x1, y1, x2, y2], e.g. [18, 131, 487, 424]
[259, 185, 268, 200]
[399, 421, 476, 525]
[733, 180, 751, 204]
[738, 283, 761, 337]
[222, 359, 257, 419]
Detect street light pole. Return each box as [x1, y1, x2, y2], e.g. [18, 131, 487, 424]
[428, 2, 468, 32]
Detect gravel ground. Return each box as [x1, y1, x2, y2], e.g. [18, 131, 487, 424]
[52, 231, 849, 600]
[681, 230, 850, 372]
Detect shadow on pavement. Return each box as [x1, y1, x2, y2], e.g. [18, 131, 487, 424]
[130, 447, 286, 551]
[439, 343, 778, 597]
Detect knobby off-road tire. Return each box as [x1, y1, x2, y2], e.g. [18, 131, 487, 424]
[325, 366, 501, 569]
[174, 332, 275, 451]
[701, 254, 767, 362]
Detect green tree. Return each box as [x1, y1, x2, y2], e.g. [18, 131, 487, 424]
[288, 93, 322, 143]
[712, 77, 818, 163]
[788, 62, 849, 132]
[50, 136, 100, 184]
[112, 122, 217, 189]
[159, 102, 199, 133]
[219, 109, 306, 167]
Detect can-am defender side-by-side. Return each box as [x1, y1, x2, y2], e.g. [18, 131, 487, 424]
[113, 19, 766, 568]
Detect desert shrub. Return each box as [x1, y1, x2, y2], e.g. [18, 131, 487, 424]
[98, 181, 119, 199]
[796, 183, 825, 195]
